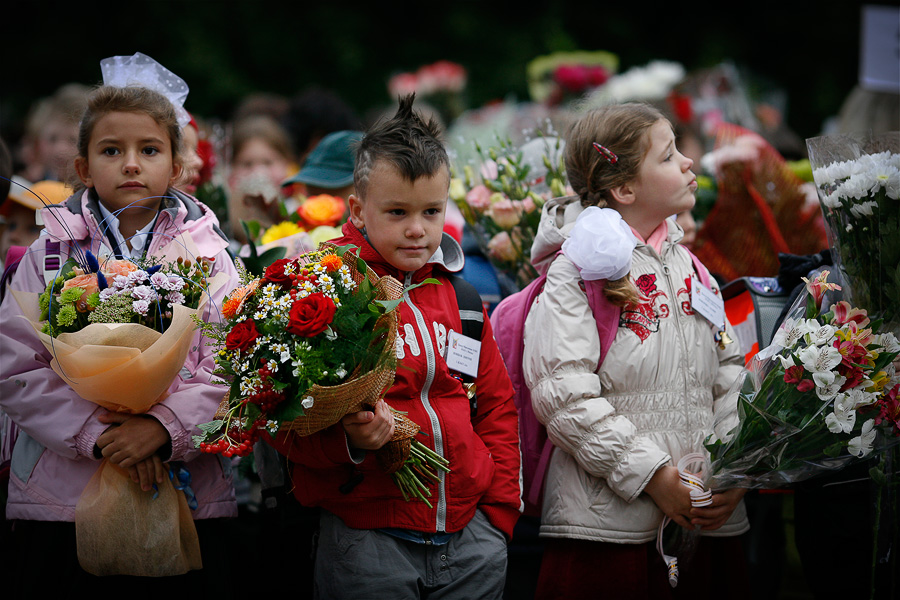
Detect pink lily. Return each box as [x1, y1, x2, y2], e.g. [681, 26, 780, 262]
[831, 300, 870, 328]
[802, 270, 841, 311]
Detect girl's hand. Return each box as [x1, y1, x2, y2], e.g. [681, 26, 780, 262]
[342, 400, 395, 451]
[126, 454, 166, 492]
[644, 466, 695, 529]
[690, 488, 747, 531]
[96, 413, 170, 468]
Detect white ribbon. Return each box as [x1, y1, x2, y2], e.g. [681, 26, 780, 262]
[561, 206, 636, 281]
[100, 52, 191, 128]
[656, 452, 712, 588]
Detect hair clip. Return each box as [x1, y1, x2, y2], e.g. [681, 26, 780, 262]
[592, 142, 618, 165]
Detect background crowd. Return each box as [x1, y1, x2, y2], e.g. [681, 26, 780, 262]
[1, 1, 898, 599]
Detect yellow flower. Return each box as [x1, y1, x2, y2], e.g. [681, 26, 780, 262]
[867, 370, 890, 393]
[261, 221, 303, 245]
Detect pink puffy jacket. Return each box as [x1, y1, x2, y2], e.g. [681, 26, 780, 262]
[0, 189, 238, 521]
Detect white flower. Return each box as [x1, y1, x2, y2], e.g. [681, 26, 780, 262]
[805, 323, 837, 346]
[825, 394, 856, 433]
[797, 343, 842, 375]
[848, 419, 876, 458]
[876, 332, 900, 354]
[335, 365, 347, 379]
[821, 191, 843, 209]
[301, 396, 315, 409]
[845, 387, 877, 409]
[266, 420, 279, 434]
[815, 374, 846, 402]
[772, 318, 815, 350]
[849, 200, 878, 218]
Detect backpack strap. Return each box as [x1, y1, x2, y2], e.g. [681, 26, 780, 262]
[0, 245, 28, 303]
[42, 239, 64, 285]
[448, 275, 485, 418]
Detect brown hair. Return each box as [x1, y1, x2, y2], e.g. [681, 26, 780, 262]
[74, 85, 184, 188]
[354, 93, 449, 198]
[564, 103, 667, 307]
[231, 114, 294, 162]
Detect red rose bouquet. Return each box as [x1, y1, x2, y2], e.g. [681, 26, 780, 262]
[194, 245, 450, 504]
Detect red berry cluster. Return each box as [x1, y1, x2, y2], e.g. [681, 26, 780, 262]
[199, 419, 266, 457]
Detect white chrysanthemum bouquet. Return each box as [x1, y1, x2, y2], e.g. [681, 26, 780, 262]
[807, 132, 899, 328]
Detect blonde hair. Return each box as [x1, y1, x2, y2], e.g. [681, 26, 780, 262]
[564, 103, 667, 307]
[74, 86, 183, 189]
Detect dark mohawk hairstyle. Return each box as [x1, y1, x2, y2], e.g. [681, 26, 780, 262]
[354, 94, 449, 198]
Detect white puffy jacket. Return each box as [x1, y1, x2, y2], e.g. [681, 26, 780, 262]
[523, 197, 748, 543]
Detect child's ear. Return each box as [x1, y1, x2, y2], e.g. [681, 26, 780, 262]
[169, 163, 183, 187]
[348, 194, 365, 228]
[609, 182, 636, 206]
[74, 157, 93, 188]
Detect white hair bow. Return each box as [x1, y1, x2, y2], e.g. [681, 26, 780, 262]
[100, 52, 191, 128]
[561, 206, 636, 280]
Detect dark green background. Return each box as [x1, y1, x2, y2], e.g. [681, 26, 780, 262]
[2, 0, 886, 144]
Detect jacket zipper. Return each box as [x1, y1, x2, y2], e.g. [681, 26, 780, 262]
[403, 271, 447, 531]
[659, 248, 692, 432]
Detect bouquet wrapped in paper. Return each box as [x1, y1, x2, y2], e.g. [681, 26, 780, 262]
[704, 271, 900, 489]
[10, 232, 229, 576]
[450, 135, 568, 290]
[194, 244, 450, 505]
[806, 132, 899, 330]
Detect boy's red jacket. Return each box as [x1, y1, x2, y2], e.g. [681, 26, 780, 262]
[268, 222, 522, 538]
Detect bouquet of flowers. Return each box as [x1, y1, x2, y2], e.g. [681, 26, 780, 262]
[12, 234, 227, 411]
[10, 231, 229, 576]
[705, 271, 900, 489]
[450, 135, 568, 290]
[239, 193, 347, 275]
[388, 60, 468, 124]
[527, 50, 618, 106]
[806, 132, 899, 329]
[193, 245, 450, 505]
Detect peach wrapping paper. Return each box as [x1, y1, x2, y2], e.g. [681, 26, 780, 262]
[11, 271, 227, 412]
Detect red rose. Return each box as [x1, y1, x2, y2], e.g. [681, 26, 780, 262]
[264, 259, 295, 288]
[226, 319, 259, 352]
[287, 293, 336, 337]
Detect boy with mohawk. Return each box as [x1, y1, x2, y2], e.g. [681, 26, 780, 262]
[269, 95, 521, 599]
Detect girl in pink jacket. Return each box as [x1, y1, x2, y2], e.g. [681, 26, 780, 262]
[0, 84, 238, 594]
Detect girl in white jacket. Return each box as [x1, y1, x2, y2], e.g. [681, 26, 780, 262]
[524, 103, 749, 599]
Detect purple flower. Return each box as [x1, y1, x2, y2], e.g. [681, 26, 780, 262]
[166, 291, 185, 305]
[131, 285, 158, 302]
[132, 299, 151, 316]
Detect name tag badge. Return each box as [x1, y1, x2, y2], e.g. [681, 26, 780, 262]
[445, 330, 481, 378]
[691, 276, 725, 329]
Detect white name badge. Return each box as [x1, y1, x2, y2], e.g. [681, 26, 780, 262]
[445, 330, 481, 378]
[690, 277, 725, 329]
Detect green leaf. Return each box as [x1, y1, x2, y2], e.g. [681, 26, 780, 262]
[869, 465, 887, 486]
[823, 441, 843, 457]
[196, 419, 224, 434]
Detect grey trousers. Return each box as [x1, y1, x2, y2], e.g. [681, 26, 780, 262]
[314, 509, 508, 599]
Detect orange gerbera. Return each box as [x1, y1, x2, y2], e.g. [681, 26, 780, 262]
[223, 280, 260, 319]
[297, 194, 346, 228]
[320, 254, 343, 272]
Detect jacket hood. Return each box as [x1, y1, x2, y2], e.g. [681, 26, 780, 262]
[337, 221, 465, 279]
[530, 195, 584, 276]
[530, 195, 687, 275]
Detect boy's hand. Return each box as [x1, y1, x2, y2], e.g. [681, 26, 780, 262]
[342, 400, 395, 451]
[690, 487, 747, 531]
[96, 413, 170, 468]
[644, 466, 695, 529]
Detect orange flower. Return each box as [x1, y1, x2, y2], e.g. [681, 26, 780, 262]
[297, 195, 346, 228]
[61, 273, 100, 298]
[223, 280, 259, 319]
[320, 254, 343, 272]
[102, 258, 138, 285]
